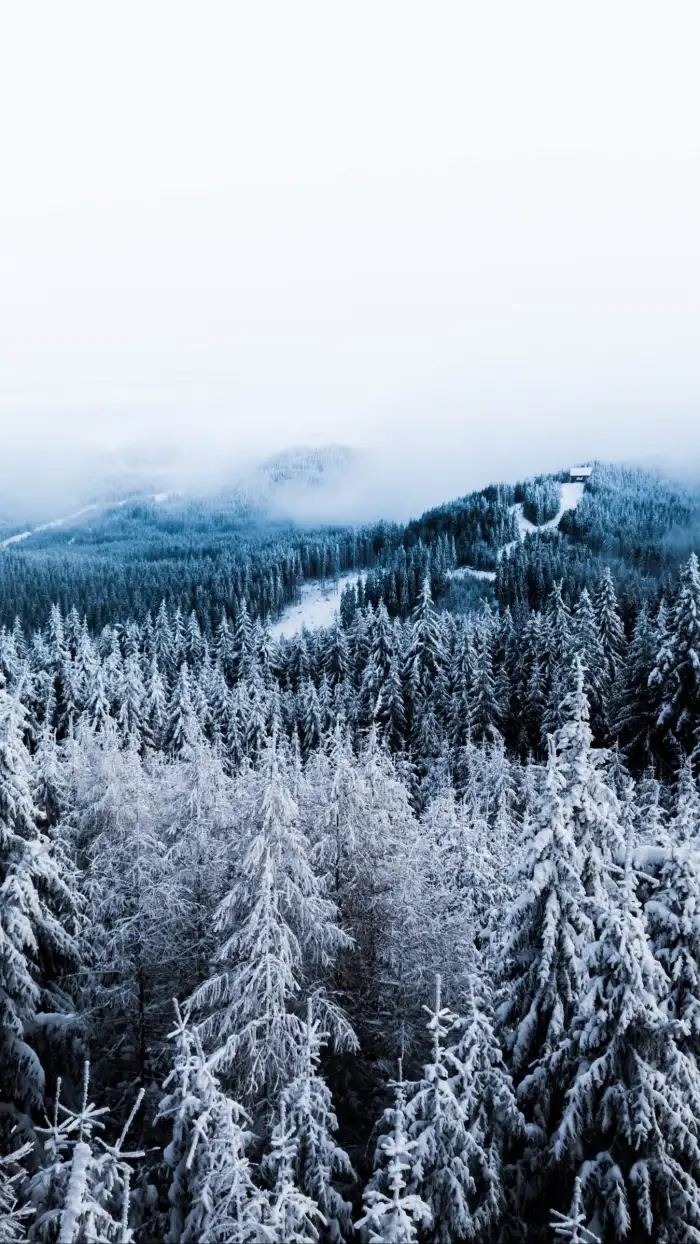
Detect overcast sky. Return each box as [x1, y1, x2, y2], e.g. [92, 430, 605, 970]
[1, 2, 700, 515]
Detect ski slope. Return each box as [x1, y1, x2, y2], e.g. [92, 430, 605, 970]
[269, 573, 358, 640]
[514, 480, 585, 539]
[0, 494, 172, 549]
[455, 480, 585, 581]
[0, 504, 99, 548]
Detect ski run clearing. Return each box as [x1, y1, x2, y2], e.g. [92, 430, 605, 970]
[272, 481, 587, 635]
[0, 493, 173, 550]
[269, 573, 359, 640]
[458, 480, 586, 583]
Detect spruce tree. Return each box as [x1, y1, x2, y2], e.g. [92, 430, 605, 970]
[497, 732, 591, 1199]
[157, 1002, 266, 1244]
[402, 976, 467, 1243]
[356, 1073, 432, 1244]
[264, 999, 354, 1244]
[646, 840, 700, 1060]
[28, 1064, 144, 1244]
[553, 837, 700, 1241]
[0, 681, 79, 1120]
[190, 739, 353, 1106]
[0, 1139, 33, 1243]
[444, 979, 522, 1241]
[263, 1101, 325, 1243]
[402, 974, 519, 1243]
[650, 552, 700, 761]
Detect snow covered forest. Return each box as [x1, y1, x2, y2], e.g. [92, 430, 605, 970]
[3, 462, 700, 1242]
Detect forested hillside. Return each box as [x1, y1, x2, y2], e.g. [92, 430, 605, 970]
[2, 460, 700, 1242]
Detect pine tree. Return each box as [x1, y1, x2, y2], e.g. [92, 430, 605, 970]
[142, 655, 167, 751]
[572, 590, 607, 740]
[191, 739, 353, 1106]
[28, 1063, 144, 1244]
[230, 602, 254, 685]
[403, 579, 445, 734]
[401, 975, 475, 1244]
[164, 664, 202, 757]
[650, 552, 700, 761]
[85, 663, 111, 735]
[163, 735, 235, 997]
[157, 1001, 267, 1244]
[356, 1073, 432, 1244]
[611, 604, 658, 767]
[0, 681, 79, 1119]
[32, 723, 65, 831]
[593, 568, 627, 687]
[0, 1139, 33, 1243]
[550, 1178, 600, 1243]
[553, 835, 700, 1241]
[497, 735, 591, 1130]
[264, 999, 354, 1244]
[549, 657, 624, 904]
[79, 731, 180, 1088]
[443, 978, 522, 1241]
[467, 622, 501, 745]
[646, 840, 700, 1060]
[116, 652, 145, 744]
[674, 753, 700, 842]
[375, 656, 407, 751]
[263, 1101, 325, 1243]
[633, 766, 667, 845]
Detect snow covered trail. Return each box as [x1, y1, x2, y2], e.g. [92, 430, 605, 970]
[455, 480, 586, 581]
[0, 494, 171, 549]
[450, 565, 497, 584]
[0, 504, 99, 548]
[269, 572, 359, 640]
[514, 481, 585, 540]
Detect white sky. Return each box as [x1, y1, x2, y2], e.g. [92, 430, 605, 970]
[1, 1, 700, 512]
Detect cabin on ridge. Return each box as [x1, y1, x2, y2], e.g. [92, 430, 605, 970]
[569, 466, 593, 482]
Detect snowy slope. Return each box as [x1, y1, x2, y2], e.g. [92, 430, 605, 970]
[456, 480, 586, 581]
[0, 495, 172, 549]
[514, 481, 585, 539]
[0, 505, 99, 548]
[269, 573, 359, 640]
[451, 565, 497, 583]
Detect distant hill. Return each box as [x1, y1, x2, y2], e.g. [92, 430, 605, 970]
[222, 445, 366, 521]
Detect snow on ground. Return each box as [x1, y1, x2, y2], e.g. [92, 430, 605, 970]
[450, 565, 497, 583]
[0, 529, 33, 548]
[0, 504, 99, 548]
[514, 480, 585, 539]
[269, 572, 359, 640]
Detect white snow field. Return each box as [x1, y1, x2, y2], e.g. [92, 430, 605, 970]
[269, 572, 359, 640]
[451, 565, 497, 583]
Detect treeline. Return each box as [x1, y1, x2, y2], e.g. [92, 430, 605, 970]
[519, 475, 562, 525]
[3, 463, 699, 638]
[3, 552, 699, 785]
[0, 484, 516, 632]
